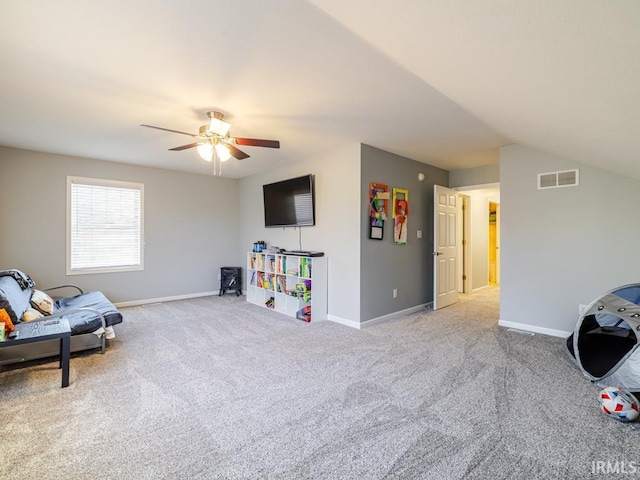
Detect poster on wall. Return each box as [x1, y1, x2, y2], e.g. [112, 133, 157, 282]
[369, 183, 389, 240]
[392, 188, 409, 245]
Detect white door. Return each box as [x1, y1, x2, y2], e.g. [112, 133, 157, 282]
[434, 185, 458, 310]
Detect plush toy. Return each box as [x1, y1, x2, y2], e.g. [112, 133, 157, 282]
[22, 307, 44, 322]
[0, 308, 16, 335]
[296, 305, 312, 322]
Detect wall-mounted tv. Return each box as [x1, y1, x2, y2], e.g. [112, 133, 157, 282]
[263, 174, 315, 228]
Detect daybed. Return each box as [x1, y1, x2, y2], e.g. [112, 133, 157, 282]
[0, 270, 123, 365]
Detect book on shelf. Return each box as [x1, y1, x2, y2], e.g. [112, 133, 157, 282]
[300, 258, 312, 278]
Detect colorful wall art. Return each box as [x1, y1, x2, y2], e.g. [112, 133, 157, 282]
[369, 183, 389, 240]
[392, 188, 409, 245]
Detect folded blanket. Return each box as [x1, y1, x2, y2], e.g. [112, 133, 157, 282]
[0, 270, 35, 290]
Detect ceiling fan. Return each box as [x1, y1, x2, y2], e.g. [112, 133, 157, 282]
[141, 111, 280, 174]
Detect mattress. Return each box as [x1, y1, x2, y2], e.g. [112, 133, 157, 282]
[55, 291, 123, 335]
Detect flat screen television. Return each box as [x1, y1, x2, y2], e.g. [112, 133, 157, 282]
[263, 174, 315, 227]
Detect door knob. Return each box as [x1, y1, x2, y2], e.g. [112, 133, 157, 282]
[433, 252, 441, 256]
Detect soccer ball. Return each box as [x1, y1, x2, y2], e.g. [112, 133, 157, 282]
[598, 386, 640, 422]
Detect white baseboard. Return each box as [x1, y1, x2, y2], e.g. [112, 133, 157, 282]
[114, 291, 219, 308]
[327, 315, 361, 329]
[471, 285, 489, 292]
[361, 303, 432, 328]
[327, 303, 433, 330]
[498, 319, 571, 338]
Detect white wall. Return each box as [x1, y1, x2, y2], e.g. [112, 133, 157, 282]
[500, 145, 640, 335]
[0, 147, 239, 303]
[467, 190, 489, 291]
[237, 143, 361, 323]
[450, 164, 499, 188]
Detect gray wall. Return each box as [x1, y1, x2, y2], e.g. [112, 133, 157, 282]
[501, 144, 640, 334]
[449, 164, 499, 188]
[0, 142, 484, 327]
[0, 147, 239, 303]
[360, 144, 448, 322]
[238, 143, 362, 324]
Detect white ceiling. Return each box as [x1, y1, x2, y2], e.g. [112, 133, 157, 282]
[1, 1, 638, 180]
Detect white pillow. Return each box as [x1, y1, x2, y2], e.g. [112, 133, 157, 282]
[30, 289, 54, 315]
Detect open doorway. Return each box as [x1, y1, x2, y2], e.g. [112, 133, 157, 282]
[454, 184, 500, 293]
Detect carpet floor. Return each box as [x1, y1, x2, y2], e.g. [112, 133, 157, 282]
[1, 287, 638, 479]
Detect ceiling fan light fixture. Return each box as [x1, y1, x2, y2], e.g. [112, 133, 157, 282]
[215, 143, 232, 162]
[208, 117, 231, 137]
[197, 143, 214, 161]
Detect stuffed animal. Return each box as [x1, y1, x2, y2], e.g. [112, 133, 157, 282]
[0, 308, 16, 335]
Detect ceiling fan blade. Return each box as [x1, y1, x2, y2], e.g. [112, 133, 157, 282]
[140, 124, 198, 137]
[227, 144, 250, 160]
[234, 138, 280, 148]
[169, 142, 200, 151]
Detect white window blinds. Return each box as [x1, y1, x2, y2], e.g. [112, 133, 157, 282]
[67, 177, 144, 274]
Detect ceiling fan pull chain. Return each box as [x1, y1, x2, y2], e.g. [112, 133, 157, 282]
[213, 152, 221, 176]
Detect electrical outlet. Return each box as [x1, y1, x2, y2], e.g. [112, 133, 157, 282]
[417, 230, 422, 239]
[393, 288, 398, 298]
[217, 272, 221, 280]
[578, 304, 588, 316]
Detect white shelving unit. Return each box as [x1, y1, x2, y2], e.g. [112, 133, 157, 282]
[246, 252, 327, 322]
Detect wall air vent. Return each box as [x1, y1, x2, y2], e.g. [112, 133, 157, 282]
[537, 169, 579, 190]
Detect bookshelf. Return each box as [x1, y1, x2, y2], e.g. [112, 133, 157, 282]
[247, 252, 327, 322]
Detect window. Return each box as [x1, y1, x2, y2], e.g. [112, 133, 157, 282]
[67, 176, 144, 275]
